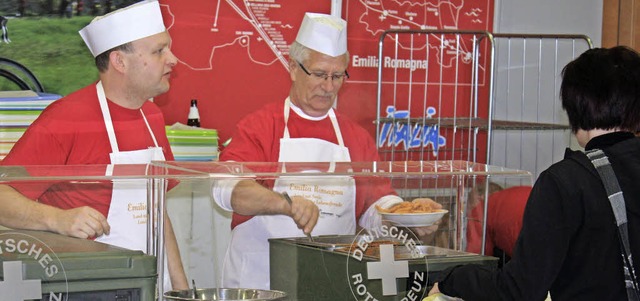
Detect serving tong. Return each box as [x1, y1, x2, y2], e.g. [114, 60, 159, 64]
[191, 279, 198, 299]
[282, 191, 314, 242]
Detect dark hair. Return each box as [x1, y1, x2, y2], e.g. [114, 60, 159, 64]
[561, 46, 640, 133]
[94, 42, 134, 72]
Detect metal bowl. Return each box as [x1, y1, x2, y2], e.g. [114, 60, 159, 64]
[164, 288, 287, 301]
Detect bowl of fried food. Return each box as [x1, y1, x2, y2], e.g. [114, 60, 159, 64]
[376, 199, 448, 227]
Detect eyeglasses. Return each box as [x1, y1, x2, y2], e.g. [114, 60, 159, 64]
[297, 62, 349, 82]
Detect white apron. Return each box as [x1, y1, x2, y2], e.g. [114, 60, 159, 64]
[222, 97, 356, 289]
[91, 82, 170, 289]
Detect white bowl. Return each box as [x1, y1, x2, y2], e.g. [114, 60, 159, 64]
[380, 210, 448, 227]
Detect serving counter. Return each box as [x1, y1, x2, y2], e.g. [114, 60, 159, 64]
[157, 160, 533, 301]
[0, 160, 532, 300]
[0, 163, 208, 300]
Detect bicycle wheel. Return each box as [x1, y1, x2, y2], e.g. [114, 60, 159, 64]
[0, 57, 44, 92]
[0, 68, 31, 90]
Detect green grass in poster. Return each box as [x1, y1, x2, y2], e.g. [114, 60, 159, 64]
[0, 16, 98, 96]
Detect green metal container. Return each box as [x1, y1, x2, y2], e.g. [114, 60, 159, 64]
[0, 229, 156, 301]
[269, 235, 498, 301]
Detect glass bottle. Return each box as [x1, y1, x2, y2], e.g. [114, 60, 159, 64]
[187, 99, 200, 127]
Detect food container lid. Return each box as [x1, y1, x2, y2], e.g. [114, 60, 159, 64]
[163, 288, 287, 301]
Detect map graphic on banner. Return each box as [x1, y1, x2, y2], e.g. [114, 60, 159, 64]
[351, 0, 487, 81]
[156, 0, 493, 153]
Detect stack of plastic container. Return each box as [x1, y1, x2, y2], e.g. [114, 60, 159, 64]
[0, 91, 61, 159]
[165, 123, 219, 161]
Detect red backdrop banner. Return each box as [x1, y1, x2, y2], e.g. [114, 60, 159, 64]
[157, 0, 494, 159]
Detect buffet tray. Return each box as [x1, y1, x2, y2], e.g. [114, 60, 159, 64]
[277, 234, 477, 260]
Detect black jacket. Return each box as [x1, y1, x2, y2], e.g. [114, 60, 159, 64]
[438, 132, 640, 301]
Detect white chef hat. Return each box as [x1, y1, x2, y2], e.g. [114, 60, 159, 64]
[79, 0, 166, 57]
[295, 12, 347, 57]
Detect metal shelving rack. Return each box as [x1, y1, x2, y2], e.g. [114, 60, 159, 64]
[374, 30, 592, 178]
[374, 30, 592, 254]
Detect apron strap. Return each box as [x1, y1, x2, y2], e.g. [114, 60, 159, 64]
[283, 97, 291, 139]
[140, 107, 159, 147]
[97, 81, 160, 154]
[586, 148, 640, 301]
[97, 81, 119, 154]
[328, 109, 345, 147]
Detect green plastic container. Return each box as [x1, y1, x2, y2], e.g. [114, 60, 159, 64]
[166, 126, 219, 161]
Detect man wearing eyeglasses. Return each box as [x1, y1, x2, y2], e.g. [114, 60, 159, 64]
[212, 12, 440, 289]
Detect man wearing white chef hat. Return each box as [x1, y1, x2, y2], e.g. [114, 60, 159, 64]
[0, 0, 188, 290]
[213, 12, 442, 289]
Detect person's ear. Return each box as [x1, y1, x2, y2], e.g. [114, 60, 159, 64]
[289, 59, 297, 82]
[109, 50, 127, 73]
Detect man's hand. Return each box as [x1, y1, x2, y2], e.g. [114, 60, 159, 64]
[228, 180, 320, 234]
[286, 194, 319, 235]
[51, 206, 110, 239]
[428, 282, 441, 295]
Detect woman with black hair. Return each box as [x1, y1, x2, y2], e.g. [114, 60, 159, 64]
[429, 46, 640, 301]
